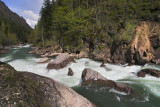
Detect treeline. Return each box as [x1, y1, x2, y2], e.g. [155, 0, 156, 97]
[30, 0, 160, 52]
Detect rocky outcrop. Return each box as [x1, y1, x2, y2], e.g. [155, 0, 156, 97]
[47, 53, 76, 70]
[29, 47, 54, 55]
[0, 62, 44, 107]
[137, 69, 160, 77]
[0, 62, 96, 107]
[81, 68, 133, 94]
[68, 68, 74, 76]
[38, 57, 51, 63]
[112, 44, 128, 64]
[29, 44, 63, 56]
[127, 21, 160, 65]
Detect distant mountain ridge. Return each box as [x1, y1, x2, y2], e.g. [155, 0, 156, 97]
[0, 0, 31, 30]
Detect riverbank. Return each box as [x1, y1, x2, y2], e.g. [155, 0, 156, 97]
[29, 22, 160, 66]
[0, 45, 160, 106]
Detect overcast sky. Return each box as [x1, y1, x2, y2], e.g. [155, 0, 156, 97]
[2, 0, 44, 28]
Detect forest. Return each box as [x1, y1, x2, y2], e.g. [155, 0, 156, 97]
[30, 0, 160, 53]
[0, 0, 32, 46]
[0, 16, 31, 46]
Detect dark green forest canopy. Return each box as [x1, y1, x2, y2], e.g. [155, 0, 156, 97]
[0, 1, 32, 46]
[30, 0, 160, 52]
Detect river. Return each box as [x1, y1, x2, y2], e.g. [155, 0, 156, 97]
[0, 45, 160, 107]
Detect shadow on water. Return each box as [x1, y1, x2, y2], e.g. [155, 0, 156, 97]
[0, 46, 40, 63]
[73, 83, 160, 107]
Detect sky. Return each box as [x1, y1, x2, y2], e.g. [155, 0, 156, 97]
[2, 0, 44, 28]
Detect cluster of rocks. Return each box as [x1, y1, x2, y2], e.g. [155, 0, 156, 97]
[0, 62, 96, 107]
[137, 69, 160, 77]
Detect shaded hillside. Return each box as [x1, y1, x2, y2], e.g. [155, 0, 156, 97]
[0, 0, 32, 46]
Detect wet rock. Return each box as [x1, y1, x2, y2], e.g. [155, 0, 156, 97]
[22, 72, 96, 107]
[38, 57, 51, 63]
[137, 69, 160, 77]
[128, 63, 134, 66]
[100, 62, 105, 67]
[156, 59, 160, 65]
[0, 62, 96, 107]
[48, 53, 61, 57]
[47, 53, 76, 70]
[81, 68, 133, 94]
[103, 59, 112, 63]
[68, 68, 74, 76]
[100, 62, 111, 71]
[41, 53, 61, 57]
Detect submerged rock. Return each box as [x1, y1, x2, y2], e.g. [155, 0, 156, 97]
[47, 53, 76, 70]
[100, 62, 105, 67]
[68, 68, 74, 76]
[38, 57, 51, 63]
[137, 69, 160, 77]
[81, 68, 133, 94]
[0, 62, 96, 107]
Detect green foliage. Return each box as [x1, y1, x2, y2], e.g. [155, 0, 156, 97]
[0, 14, 31, 46]
[31, 0, 160, 51]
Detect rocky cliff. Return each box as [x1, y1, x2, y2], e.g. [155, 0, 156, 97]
[111, 21, 160, 65]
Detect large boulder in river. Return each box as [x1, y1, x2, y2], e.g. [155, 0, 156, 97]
[0, 62, 96, 107]
[22, 72, 96, 107]
[68, 68, 74, 76]
[47, 53, 76, 70]
[137, 69, 160, 77]
[81, 68, 133, 94]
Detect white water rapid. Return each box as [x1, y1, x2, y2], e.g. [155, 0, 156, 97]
[0, 45, 160, 99]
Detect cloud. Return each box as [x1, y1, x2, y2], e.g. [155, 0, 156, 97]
[26, 19, 37, 28]
[22, 10, 39, 28]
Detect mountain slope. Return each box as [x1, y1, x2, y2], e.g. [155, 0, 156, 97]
[0, 0, 31, 30]
[0, 0, 32, 46]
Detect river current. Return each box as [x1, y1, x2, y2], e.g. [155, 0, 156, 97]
[0, 45, 160, 107]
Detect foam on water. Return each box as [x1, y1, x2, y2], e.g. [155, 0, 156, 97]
[109, 89, 129, 95]
[1, 45, 160, 98]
